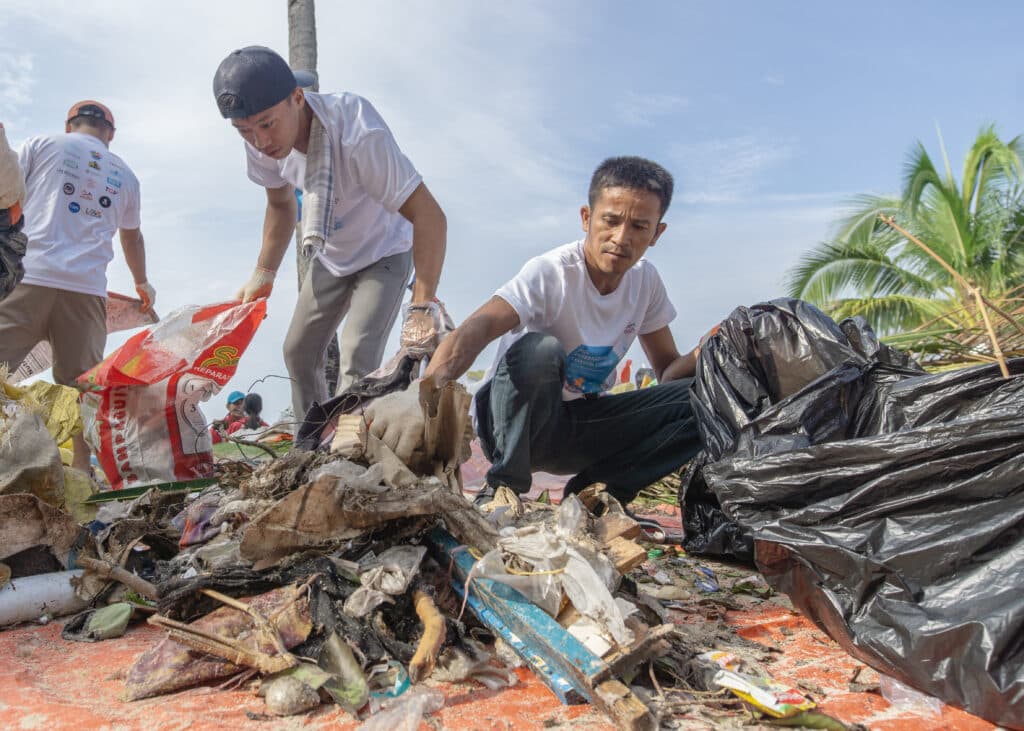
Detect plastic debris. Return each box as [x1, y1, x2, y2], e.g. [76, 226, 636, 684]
[356, 687, 445, 731]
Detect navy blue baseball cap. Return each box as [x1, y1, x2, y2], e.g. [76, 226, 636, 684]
[213, 46, 316, 119]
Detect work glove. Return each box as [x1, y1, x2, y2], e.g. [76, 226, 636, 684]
[400, 301, 442, 355]
[363, 383, 426, 466]
[235, 266, 276, 303]
[0, 124, 25, 212]
[135, 281, 156, 313]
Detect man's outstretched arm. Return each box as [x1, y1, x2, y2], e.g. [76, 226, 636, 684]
[423, 296, 520, 383]
[638, 326, 697, 383]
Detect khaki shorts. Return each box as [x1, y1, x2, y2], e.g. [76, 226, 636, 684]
[0, 283, 106, 386]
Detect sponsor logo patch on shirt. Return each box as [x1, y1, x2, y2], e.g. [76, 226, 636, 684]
[68, 202, 80, 213]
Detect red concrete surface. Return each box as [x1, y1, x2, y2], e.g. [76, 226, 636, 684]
[0, 622, 612, 730]
[0, 604, 1000, 730]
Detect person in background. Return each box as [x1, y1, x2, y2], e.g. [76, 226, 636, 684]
[0, 101, 155, 471]
[240, 392, 269, 431]
[210, 390, 246, 443]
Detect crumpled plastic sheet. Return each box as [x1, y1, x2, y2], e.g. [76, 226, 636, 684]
[475, 494, 632, 647]
[356, 687, 445, 731]
[343, 545, 427, 618]
[0, 212, 27, 303]
[682, 297, 1024, 728]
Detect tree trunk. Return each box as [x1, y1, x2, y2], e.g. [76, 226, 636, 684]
[287, 0, 340, 395]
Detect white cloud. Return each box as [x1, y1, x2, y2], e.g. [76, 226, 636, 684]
[618, 92, 688, 126]
[672, 135, 795, 204]
[763, 74, 785, 86]
[0, 50, 34, 127]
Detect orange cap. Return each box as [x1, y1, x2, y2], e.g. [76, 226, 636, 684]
[66, 100, 115, 129]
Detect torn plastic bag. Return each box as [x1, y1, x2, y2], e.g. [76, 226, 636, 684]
[683, 298, 1024, 728]
[0, 208, 26, 303]
[0, 374, 85, 506]
[681, 298, 924, 561]
[78, 301, 266, 490]
[475, 495, 632, 646]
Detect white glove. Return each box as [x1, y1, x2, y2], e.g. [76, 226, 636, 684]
[0, 124, 26, 211]
[363, 385, 426, 465]
[235, 266, 276, 302]
[135, 281, 156, 313]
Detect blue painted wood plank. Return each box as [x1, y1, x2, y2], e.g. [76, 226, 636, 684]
[428, 527, 608, 706]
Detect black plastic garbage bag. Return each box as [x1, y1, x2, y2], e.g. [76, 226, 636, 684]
[681, 298, 922, 562]
[681, 298, 1024, 727]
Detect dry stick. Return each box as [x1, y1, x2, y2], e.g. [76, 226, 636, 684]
[409, 589, 446, 683]
[76, 556, 159, 601]
[973, 289, 1011, 377]
[879, 215, 1013, 377]
[226, 435, 279, 460]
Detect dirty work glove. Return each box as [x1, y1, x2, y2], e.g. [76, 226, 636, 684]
[0, 124, 25, 211]
[135, 281, 156, 313]
[363, 384, 426, 465]
[235, 266, 276, 303]
[400, 302, 442, 355]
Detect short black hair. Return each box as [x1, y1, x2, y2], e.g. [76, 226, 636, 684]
[588, 156, 674, 217]
[243, 393, 264, 430]
[68, 116, 113, 131]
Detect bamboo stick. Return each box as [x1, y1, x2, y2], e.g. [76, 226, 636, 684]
[879, 215, 1015, 377]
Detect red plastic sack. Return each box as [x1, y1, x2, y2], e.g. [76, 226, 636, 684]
[78, 301, 266, 490]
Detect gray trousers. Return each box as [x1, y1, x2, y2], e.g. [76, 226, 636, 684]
[283, 250, 412, 420]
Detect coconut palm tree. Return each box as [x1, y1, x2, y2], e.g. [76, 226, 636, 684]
[786, 126, 1024, 345]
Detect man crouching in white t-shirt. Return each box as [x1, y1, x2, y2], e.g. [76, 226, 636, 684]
[213, 46, 447, 422]
[370, 156, 706, 506]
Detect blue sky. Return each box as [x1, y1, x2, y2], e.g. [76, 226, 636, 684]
[3, 1, 1023, 421]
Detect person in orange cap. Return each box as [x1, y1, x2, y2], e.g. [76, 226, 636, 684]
[0, 101, 155, 471]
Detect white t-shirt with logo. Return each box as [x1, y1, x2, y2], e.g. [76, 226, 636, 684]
[18, 132, 141, 297]
[487, 240, 677, 401]
[245, 91, 423, 278]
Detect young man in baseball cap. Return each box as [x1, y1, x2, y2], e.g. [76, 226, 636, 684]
[0, 101, 156, 471]
[213, 46, 448, 421]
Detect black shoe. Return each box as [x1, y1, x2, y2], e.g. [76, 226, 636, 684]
[473, 484, 497, 507]
[623, 506, 672, 543]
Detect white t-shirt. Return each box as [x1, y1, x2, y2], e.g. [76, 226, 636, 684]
[245, 91, 422, 278]
[18, 132, 141, 297]
[487, 240, 677, 401]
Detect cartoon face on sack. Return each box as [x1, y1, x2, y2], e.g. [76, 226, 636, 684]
[176, 375, 216, 455]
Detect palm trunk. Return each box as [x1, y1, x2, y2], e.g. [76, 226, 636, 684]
[287, 0, 340, 394]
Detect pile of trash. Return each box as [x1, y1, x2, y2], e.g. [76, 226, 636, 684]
[0, 358, 864, 730]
